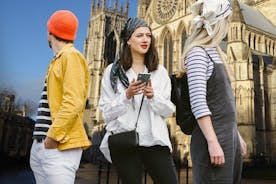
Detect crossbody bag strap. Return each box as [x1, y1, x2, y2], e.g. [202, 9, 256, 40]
[134, 95, 144, 129]
[134, 70, 150, 129]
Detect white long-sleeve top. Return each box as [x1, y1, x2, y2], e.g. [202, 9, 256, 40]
[99, 64, 175, 162]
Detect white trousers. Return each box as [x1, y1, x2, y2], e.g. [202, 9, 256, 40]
[30, 140, 82, 184]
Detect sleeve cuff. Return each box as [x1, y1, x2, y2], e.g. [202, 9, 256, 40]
[47, 127, 70, 144]
[121, 90, 132, 104]
[195, 112, 212, 120]
[147, 93, 158, 103]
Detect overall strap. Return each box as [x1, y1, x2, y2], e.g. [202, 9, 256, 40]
[197, 46, 216, 76]
[197, 46, 215, 64]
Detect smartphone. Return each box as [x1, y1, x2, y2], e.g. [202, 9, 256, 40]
[137, 73, 151, 84]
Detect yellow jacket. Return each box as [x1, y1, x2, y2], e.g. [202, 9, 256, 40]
[46, 43, 91, 150]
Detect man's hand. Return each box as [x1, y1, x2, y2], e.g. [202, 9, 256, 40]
[44, 136, 58, 149]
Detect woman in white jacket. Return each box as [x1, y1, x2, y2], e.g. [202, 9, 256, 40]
[99, 17, 178, 184]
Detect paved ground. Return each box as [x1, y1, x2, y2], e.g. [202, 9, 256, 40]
[0, 161, 275, 184]
[75, 162, 276, 184]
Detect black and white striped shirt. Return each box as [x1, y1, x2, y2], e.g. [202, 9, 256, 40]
[186, 47, 222, 119]
[32, 79, 52, 139]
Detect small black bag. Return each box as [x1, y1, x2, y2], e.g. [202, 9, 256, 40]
[108, 96, 144, 151]
[170, 74, 197, 135]
[108, 130, 139, 151]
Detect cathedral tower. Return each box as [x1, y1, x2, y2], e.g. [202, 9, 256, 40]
[83, 0, 129, 133]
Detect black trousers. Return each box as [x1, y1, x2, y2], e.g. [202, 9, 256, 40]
[110, 145, 178, 184]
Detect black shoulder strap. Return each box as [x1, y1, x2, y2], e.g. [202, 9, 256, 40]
[134, 95, 144, 129]
[134, 70, 150, 129]
[197, 46, 215, 64]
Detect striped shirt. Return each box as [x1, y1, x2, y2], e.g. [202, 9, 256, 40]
[32, 79, 52, 139]
[186, 47, 222, 119]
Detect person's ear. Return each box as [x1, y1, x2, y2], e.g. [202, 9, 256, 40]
[127, 41, 131, 47]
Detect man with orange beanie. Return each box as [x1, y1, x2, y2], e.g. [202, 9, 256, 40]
[29, 10, 91, 184]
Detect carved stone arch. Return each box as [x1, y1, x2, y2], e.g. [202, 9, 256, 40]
[158, 27, 169, 65]
[176, 21, 187, 52]
[238, 85, 246, 105]
[237, 85, 243, 98]
[160, 27, 173, 74]
[160, 26, 173, 41]
[238, 85, 244, 94]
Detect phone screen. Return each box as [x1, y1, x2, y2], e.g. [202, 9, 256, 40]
[137, 73, 151, 84]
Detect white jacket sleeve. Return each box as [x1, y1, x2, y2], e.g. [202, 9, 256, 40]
[98, 65, 132, 123]
[148, 65, 175, 118]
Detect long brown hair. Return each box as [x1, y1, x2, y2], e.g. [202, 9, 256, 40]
[120, 32, 159, 72]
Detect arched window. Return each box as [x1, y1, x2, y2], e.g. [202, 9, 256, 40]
[181, 30, 187, 53]
[104, 31, 117, 65]
[163, 32, 173, 74]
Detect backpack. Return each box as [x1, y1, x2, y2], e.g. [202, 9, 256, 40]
[170, 74, 197, 135]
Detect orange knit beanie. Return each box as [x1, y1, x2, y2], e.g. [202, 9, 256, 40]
[47, 10, 78, 41]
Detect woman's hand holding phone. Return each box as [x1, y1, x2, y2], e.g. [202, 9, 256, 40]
[126, 79, 146, 99]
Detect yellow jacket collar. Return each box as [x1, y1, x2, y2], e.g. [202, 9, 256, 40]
[53, 43, 74, 60]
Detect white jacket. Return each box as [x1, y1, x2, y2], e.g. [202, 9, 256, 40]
[99, 64, 175, 162]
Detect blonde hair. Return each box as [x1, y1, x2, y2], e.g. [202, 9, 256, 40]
[178, 16, 234, 81]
